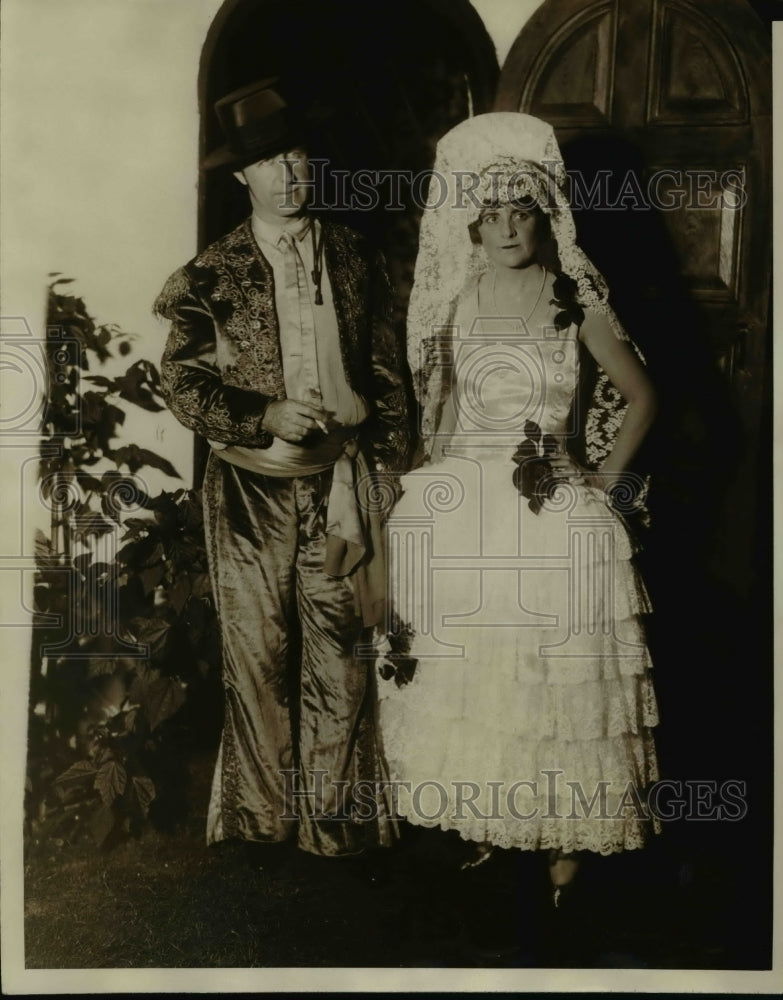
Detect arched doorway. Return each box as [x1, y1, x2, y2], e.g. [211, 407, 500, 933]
[198, 0, 498, 250]
[194, 0, 499, 480]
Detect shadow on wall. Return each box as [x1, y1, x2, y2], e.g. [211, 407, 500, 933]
[561, 132, 772, 854]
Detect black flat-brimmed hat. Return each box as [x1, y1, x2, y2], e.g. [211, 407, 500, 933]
[203, 78, 304, 170]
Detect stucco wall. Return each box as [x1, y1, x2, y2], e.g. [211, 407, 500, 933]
[0, 0, 542, 488]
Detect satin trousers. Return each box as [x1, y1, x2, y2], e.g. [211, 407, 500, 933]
[202, 452, 393, 856]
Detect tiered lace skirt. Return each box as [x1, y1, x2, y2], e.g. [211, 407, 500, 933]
[377, 454, 660, 854]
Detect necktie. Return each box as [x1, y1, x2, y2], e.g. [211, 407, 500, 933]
[277, 230, 322, 408]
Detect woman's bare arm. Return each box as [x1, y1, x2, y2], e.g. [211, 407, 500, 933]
[577, 309, 658, 490]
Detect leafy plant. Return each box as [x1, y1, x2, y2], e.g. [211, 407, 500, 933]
[26, 277, 221, 851]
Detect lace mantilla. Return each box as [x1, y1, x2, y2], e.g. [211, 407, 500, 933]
[408, 113, 630, 453]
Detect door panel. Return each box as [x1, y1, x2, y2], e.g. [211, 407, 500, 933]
[522, 2, 617, 124]
[648, 0, 748, 124]
[497, 0, 771, 599]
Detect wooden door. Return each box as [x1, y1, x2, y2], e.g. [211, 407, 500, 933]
[496, 6, 774, 875]
[497, 0, 771, 602]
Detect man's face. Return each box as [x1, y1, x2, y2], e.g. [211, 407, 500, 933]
[234, 148, 310, 221]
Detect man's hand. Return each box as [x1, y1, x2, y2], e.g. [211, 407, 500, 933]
[261, 399, 328, 443]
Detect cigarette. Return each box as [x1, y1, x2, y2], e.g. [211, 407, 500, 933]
[315, 419, 328, 434]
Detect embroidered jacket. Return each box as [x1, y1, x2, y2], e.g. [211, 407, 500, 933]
[154, 217, 410, 477]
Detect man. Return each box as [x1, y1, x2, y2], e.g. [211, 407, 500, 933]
[154, 79, 409, 859]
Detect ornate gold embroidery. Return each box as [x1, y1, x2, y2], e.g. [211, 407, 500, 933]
[157, 217, 408, 465]
[324, 222, 410, 474]
[153, 267, 191, 318]
[193, 220, 286, 399]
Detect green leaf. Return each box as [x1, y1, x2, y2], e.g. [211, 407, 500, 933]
[167, 574, 191, 615]
[94, 760, 127, 805]
[139, 563, 166, 595]
[117, 534, 163, 574]
[55, 760, 98, 788]
[131, 776, 156, 818]
[165, 539, 202, 568]
[86, 657, 122, 678]
[129, 667, 186, 730]
[131, 617, 171, 654]
[123, 707, 139, 732]
[93, 746, 116, 768]
[147, 675, 186, 730]
[142, 541, 168, 569]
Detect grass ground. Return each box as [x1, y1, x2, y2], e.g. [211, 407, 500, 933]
[24, 750, 771, 970]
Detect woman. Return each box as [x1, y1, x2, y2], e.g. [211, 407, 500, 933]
[377, 113, 660, 903]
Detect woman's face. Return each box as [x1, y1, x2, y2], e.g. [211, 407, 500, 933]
[477, 201, 540, 270]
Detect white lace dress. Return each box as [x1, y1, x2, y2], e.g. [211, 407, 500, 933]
[377, 279, 660, 855]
